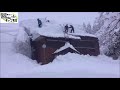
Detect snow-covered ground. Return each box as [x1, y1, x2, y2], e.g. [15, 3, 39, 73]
[0, 29, 120, 78]
[0, 29, 39, 77]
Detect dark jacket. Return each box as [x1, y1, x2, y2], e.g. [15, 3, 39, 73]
[37, 19, 42, 27]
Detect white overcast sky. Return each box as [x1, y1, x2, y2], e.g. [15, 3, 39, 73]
[19, 12, 99, 25]
[1, 12, 99, 29]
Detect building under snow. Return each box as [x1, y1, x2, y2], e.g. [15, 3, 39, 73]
[19, 18, 100, 65]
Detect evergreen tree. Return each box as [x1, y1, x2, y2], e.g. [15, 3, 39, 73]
[86, 23, 92, 34]
[95, 12, 120, 60]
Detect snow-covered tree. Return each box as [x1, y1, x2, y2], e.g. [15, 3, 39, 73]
[95, 12, 120, 60]
[82, 23, 87, 32]
[91, 12, 106, 34]
[92, 17, 104, 34]
[86, 23, 92, 34]
[104, 22, 120, 60]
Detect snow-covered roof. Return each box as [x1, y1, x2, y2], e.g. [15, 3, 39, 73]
[19, 19, 97, 41]
[16, 27, 30, 43]
[67, 32, 96, 38]
[30, 26, 81, 40]
[54, 42, 79, 54]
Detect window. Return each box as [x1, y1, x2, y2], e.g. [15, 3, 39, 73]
[46, 40, 65, 48]
[70, 40, 95, 49]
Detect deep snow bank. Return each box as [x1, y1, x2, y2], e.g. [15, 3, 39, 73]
[15, 53, 120, 78]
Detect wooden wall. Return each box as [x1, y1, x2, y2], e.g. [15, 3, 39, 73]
[32, 35, 100, 64]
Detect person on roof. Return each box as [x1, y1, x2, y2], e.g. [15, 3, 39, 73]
[37, 18, 42, 28]
[69, 25, 74, 33]
[64, 24, 69, 33]
[46, 20, 50, 22]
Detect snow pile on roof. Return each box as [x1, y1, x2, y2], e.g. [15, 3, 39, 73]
[15, 27, 30, 42]
[19, 18, 50, 28]
[19, 18, 96, 40]
[68, 32, 96, 37]
[61, 23, 97, 37]
[30, 24, 81, 40]
[54, 42, 79, 54]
